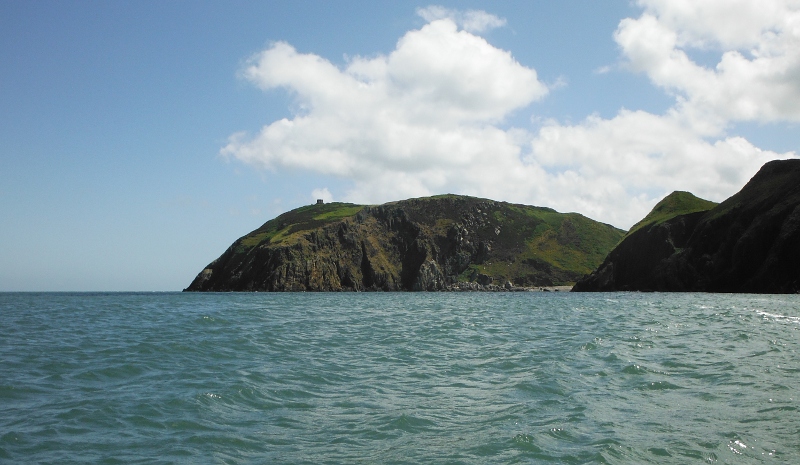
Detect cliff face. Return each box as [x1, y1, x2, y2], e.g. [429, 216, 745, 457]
[186, 195, 625, 292]
[573, 159, 800, 293]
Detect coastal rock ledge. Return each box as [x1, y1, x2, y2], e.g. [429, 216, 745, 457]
[185, 195, 624, 292]
[573, 159, 800, 293]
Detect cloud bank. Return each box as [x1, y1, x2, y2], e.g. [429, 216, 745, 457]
[223, 2, 797, 228]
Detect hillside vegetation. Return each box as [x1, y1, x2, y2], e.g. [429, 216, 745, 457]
[186, 195, 625, 291]
[625, 191, 718, 237]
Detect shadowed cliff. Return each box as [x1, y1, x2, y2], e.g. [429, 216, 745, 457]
[185, 195, 624, 291]
[573, 159, 800, 293]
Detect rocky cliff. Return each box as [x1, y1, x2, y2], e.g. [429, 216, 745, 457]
[573, 159, 800, 293]
[185, 195, 625, 292]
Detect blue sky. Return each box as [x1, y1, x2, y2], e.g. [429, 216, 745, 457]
[1, 1, 797, 291]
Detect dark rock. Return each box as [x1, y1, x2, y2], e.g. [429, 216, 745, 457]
[574, 159, 800, 293]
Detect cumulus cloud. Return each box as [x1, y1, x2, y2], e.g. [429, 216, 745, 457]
[223, 15, 549, 204]
[616, 0, 800, 125]
[530, 111, 782, 223]
[223, 4, 796, 229]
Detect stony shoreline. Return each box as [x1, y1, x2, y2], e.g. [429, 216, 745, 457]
[443, 282, 573, 292]
[238, 285, 577, 293]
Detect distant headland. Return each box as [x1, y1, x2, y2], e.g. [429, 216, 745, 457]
[186, 159, 800, 294]
[185, 195, 624, 292]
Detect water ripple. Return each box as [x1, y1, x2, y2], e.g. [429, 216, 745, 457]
[1, 291, 799, 463]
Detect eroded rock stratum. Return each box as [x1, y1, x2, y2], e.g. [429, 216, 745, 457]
[186, 195, 624, 292]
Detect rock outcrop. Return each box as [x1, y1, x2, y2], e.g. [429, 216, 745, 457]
[573, 159, 800, 293]
[185, 195, 625, 292]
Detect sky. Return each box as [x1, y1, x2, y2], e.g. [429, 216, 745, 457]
[1, 0, 798, 291]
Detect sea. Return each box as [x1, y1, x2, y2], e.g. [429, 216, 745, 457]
[1, 292, 798, 464]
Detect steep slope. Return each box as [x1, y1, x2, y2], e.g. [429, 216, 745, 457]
[573, 159, 800, 293]
[186, 195, 625, 291]
[625, 191, 718, 238]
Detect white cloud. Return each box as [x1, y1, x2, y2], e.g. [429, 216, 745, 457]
[636, 0, 793, 49]
[616, 0, 800, 124]
[311, 188, 333, 203]
[416, 5, 507, 33]
[224, 4, 796, 230]
[222, 15, 549, 204]
[530, 111, 784, 224]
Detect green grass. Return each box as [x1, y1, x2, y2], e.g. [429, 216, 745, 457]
[239, 231, 273, 247]
[313, 205, 364, 221]
[626, 191, 717, 237]
[448, 201, 625, 285]
[236, 202, 365, 250]
[484, 205, 623, 276]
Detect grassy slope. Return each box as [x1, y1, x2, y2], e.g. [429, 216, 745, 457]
[626, 191, 718, 238]
[237, 202, 365, 250]
[457, 205, 624, 283]
[389, 195, 625, 284]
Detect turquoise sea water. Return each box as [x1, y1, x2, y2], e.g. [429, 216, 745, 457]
[1, 292, 798, 464]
